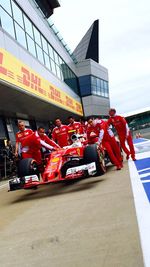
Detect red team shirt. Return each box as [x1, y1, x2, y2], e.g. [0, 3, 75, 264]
[87, 124, 99, 144]
[16, 129, 33, 153]
[38, 132, 60, 149]
[52, 125, 69, 147]
[87, 120, 110, 144]
[16, 129, 33, 143]
[107, 115, 127, 136]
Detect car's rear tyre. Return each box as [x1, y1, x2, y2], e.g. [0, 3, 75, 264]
[84, 144, 106, 175]
[18, 158, 39, 177]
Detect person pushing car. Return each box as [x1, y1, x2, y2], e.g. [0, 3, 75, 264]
[107, 108, 136, 161]
[87, 118, 123, 170]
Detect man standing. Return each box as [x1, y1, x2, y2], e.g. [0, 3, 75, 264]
[52, 118, 69, 147]
[108, 108, 136, 161]
[15, 121, 33, 158]
[68, 116, 82, 143]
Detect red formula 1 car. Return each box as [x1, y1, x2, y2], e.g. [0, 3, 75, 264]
[8, 135, 106, 191]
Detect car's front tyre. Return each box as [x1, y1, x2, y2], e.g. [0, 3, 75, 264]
[84, 144, 106, 175]
[18, 158, 39, 177]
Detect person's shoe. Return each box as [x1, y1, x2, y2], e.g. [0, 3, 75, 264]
[131, 156, 136, 161]
[118, 162, 123, 168]
[120, 163, 123, 168]
[116, 166, 121, 170]
[126, 154, 130, 160]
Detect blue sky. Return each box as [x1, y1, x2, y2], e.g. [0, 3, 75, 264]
[52, 0, 150, 115]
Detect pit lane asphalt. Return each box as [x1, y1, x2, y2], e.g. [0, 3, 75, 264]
[0, 161, 144, 267]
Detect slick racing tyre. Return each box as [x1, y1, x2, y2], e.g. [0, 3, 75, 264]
[84, 144, 106, 175]
[18, 158, 39, 177]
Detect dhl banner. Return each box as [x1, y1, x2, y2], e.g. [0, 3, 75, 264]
[0, 48, 83, 115]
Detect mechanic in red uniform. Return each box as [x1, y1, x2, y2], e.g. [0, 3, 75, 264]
[20, 127, 60, 165]
[79, 117, 88, 134]
[79, 116, 88, 141]
[87, 118, 123, 170]
[52, 118, 69, 147]
[108, 108, 136, 161]
[34, 127, 60, 164]
[68, 116, 82, 144]
[36, 127, 60, 149]
[15, 120, 33, 158]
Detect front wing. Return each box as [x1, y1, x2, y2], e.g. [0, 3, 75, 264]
[8, 162, 96, 191]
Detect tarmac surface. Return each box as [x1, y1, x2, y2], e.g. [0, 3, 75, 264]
[0, 159, 144, 267]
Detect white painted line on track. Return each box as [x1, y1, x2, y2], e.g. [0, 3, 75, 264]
[139, 173, 150, 178]
[142, 180, 150, 184]
[138, 167, 150, 173]
[128, 138, 150, 267]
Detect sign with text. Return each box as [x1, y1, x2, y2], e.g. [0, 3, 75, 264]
[0, 49, 83, 115]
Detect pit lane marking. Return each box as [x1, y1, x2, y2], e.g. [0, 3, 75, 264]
[128, 139, 150, 267]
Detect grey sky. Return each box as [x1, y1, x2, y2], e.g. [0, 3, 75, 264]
[52, 0, 150, 115]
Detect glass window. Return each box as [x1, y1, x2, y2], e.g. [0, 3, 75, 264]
[43, 52, 51, 70]
[91, 76, 96, 86]
[11, 1, 24, 28]
[15, 22, 27, 49]
[23, 15, 33, 38]
[68, 69, 73, 79]
[48, 44, 54, 60]
[104, 81, 107, 90]
[72, 72, 76, 79]
[63, 66, 68, 79]
[101, 89, 105, 97]
[33, 26, 42, 47]
[96, 87, 101, 96]
[100, 79, 104, 89]
[41, 36, 48, 54]
[26, 34, 36, 57]
[97, 78, 101, 89]
[0, 0, 12, 15]
[99, 86, 102, 96]
[65, 68, 70, 79]
[56, 65, 62, 80]
[62, 64, 69, 79]
[0, 7, 15, 38]
[68, 69, 73, 78]
[59, 68, 63, 80]
[36, 44, 44, 64]
[58, 56, 63, 65]
[105, 82, 109, 96]
[91, 85, 97, 95]
[67, 67, 71, 79]
[53, 50, 59, 65]
[50, 59, 56, 75]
